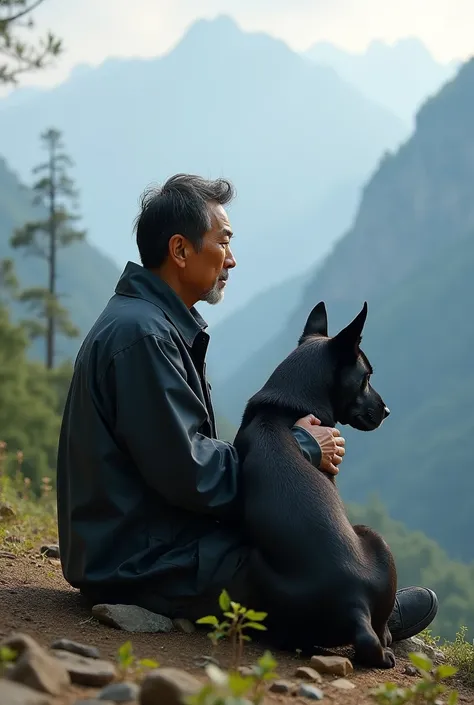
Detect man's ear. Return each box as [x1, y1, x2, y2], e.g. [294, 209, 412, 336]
[331, 302, 368, 360]
[168, 233, 188, 268]
[298, 302, 328, 345]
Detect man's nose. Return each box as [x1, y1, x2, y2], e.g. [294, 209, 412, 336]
[383, 406, 390, 419]
[225, 247, 237, 269]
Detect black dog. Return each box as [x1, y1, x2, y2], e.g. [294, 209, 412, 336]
[233, 301, 397, 668]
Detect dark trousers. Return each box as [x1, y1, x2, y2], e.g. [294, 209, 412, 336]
[80, 549, 254, 624]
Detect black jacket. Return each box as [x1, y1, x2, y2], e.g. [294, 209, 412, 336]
[56, 261, 321, 606]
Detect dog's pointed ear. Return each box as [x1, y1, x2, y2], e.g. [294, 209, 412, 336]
[298, 302, 328, 345]
[332, 302, 368, 359]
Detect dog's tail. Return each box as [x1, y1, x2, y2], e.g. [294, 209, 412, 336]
[351, 608, 395, 669]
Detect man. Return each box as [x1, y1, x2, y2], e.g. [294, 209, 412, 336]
[57, 173, 438, 641]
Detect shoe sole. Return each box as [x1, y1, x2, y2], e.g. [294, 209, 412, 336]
[391, 588, 439, 642]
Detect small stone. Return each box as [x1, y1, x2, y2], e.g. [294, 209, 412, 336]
[194, 655, 220, 668]
[298, 684, 324, 700]
[74, 701, 115, 705]
[39, 545, 60, 559]
[51, 638, 100, 659]
[295, 666, 323, 684]
[404, 664, 418, 676]
[238, 666, 255, 677]
[0, 680, 52, 704]
[140, 667, 202, 705]
[269, 680, 295, 694]
[172, 617, 196, 634]
[310, 655, 353, 677]
[98, 681, 140, 701]
[0, 550, 17, 559]
[0, 503, 16, 520]
[92, 604, 173, 633]
[331, 678, 356, 690]
[51, 649, 116, 687]
[2, 632, 70, 695]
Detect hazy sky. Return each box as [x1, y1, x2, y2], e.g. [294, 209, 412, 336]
[8, 0, 474, 90]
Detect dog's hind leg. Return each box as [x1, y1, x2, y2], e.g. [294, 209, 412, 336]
[352, 610, 396, 669]
[379, 624, 393, 648]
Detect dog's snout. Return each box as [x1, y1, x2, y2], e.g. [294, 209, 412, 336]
[383, 406, 390, 418]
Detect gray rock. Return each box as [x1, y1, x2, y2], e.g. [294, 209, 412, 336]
[51, 649, 116, 687]
[393, 637, 445, 663]
[404, 664, 418, 676]
[269, 679, 295, 694]
[140, 667, 202, 705]
[298, 684, 324, 700]
[92, 604, 173, 633]
[2, 632, 70, 695]
[98, 681, 140, 701]
[295, 666, 323, 683]
[39, 545, 60, 559]
[51, 638, 100, 659]
[172, 618, 196, 634]
[0, 680, 52, 704]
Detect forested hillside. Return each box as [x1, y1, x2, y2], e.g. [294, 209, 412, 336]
[213, 58, 474, 562]
[0, 157, 120, 362]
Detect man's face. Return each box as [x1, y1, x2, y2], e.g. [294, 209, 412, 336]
[185, 201, 236, 305]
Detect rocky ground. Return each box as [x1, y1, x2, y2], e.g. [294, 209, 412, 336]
[1, 540, 474, 704]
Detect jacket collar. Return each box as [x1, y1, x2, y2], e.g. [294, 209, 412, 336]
[115, 261, 208, 346]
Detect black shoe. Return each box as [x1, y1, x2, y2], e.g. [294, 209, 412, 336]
[388, 586, 439, 642]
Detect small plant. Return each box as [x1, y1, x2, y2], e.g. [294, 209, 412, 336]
[186, 651, 278, 705]
[196, 590, 268, 668]
[441, 626, 474, 682]
[419, 628, 441, 649]
[40, 476, 53, 500]
[370, 652, 458, 705]
[0, 441, 6, 499]
[115, 641, 159, 680]
[0, 646, 17, 675]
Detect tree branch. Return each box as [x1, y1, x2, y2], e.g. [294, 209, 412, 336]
[1, 0, 46, 25]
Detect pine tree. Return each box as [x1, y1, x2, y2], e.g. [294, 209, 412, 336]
[10, 127, 86, 369]
[0, 0, 61, 84]
[0, 257, 18, 304]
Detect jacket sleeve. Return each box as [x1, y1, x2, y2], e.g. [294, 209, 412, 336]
[291, 425, 322, 468]
[109, 334, 243, 520]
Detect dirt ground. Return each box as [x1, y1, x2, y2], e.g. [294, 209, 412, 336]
[1, 550, 474, 705]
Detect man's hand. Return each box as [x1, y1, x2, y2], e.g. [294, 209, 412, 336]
[294, 414, 345, 476]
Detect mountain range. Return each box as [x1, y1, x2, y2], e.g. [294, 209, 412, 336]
[305, 37, 459, 123]
[210, 57, 474, 562]
[0, 15, 408, 326]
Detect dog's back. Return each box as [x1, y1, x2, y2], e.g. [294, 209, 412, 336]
[234, 303, 397, 668]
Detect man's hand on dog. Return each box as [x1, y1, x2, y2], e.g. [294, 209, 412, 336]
[295, 414, 345, 475]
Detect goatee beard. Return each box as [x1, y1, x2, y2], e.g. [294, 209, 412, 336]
[201, 273, 227, 305]
[202, 282, 224, 305]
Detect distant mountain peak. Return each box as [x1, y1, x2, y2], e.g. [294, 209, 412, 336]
[304, 36, 458, 122]
[175, 14, 242, 50]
